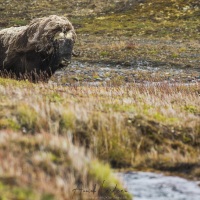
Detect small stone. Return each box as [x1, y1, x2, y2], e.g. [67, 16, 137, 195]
[105, 77, 111, 81]
[72, 77, 79, 81]
[95, 77, 103, 81]
[98, 72, 105, 77]
[88, 82, 101, 86]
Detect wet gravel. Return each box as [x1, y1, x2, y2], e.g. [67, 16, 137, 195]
[51, 60, 200, 86]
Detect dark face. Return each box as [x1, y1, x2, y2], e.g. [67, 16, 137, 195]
[57, 38, 74, 66]
[54, 31, 75, 67]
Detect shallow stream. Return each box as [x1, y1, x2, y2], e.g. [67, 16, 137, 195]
[119, 172, 200, 200]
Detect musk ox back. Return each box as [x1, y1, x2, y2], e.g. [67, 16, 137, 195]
[0, 15, 76, 81]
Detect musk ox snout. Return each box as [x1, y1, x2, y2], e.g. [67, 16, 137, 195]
[54, 31, 75, 66]
[57, 38, 74, 65]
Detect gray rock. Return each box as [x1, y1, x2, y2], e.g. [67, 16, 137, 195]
[95, 77, 103, 81]
[105, 77, 111, 81]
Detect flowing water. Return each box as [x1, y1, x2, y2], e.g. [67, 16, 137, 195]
[119, 172, 200, 200]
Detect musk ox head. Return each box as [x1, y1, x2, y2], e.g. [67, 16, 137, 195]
[53, 30, 75, 67]
[0, 15, 77, 81]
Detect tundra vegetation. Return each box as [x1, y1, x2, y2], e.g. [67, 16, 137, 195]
[0, 0, 199, 199]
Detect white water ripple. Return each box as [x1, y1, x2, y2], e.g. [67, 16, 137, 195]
[119, 172, 200, 200]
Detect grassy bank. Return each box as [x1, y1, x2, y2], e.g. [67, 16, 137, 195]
[0, 81, 133, 200]
[0, 78, 199, 178]
[0, 131, 131, 200]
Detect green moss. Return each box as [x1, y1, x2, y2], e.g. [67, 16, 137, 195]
[184, 105, 199, 115]
[171, 52, 179, 58]
[104, 104, 136, 112]
[182, 133, 193, 144]
[100, 51, 110, 57]
[0, 118, 20, 130]
[0, 180, 56, 200]
[16, 104, 38, 133]
[47, 93, 63, 103]
[72, 75, 84, 81]
[89, 160, 132, 200]
[48, 152, 59, 163]
[152, 112, 178, 124]
[11, 19, 28, 26]
[0, 181, 37, 200]
[41, 194, 56, 200]
[0, 78, 33, 87]
[59, 111, 75, 133]
[48, 150, 70, 165]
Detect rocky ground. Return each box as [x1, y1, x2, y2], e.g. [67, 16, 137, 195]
[52, 60, 200, 86]
[51, 34, 200, 85]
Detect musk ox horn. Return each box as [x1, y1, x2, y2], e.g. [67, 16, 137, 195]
[65, 31, 73, 39]
[54, 31, 74, 40]
[72, 50, 80, 57]
[54, 32, 65, 40]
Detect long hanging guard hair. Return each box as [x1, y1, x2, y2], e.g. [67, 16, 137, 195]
[0, 15, 76, 66]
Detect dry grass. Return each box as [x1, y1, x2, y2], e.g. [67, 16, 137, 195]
[0, 130, 131, 200]
[0, 78, 199, 172]
[0, 77, 136, 199]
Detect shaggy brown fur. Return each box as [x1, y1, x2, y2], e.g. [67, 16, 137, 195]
[0, 15, 76, 81]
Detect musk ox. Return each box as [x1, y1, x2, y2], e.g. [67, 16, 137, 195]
[0, 15, 77, 81]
